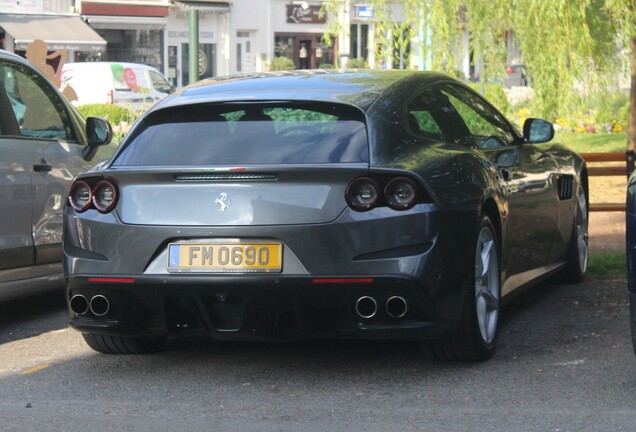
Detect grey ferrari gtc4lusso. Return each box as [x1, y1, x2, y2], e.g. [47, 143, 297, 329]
[64, 70, 588, 360]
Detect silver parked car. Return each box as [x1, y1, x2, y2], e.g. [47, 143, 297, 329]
[0, 49, 111, 301]
[64, 70, 587, 360]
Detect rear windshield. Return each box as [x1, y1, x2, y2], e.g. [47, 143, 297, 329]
[112, 102, 369, 166]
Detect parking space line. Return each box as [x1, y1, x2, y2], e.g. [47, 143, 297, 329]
[20, 365, 49, 375]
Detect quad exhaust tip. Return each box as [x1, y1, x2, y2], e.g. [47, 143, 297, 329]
[355, 296, 378, 319]
[69, 294, 89, 316]
[386, 296, 408, 318]
[89, 295, 110, 317]
[70, 294, 111, 317]
[355, 295, 408, 319]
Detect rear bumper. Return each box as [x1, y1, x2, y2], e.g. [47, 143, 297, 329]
[64, 205, 480, 341]
[66, 274, 459, 341]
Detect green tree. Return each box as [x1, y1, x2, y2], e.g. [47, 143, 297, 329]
[604, 0, 636, 151]
[321, 0, 636, 150]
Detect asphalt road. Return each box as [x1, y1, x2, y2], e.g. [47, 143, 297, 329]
[0, 279, 634, 432]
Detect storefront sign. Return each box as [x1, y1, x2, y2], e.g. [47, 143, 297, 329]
[357, 5, 373, 19]
[167, 30, 215, 43]
[286, 4, 326, 24]
[0, 0, 43, 13]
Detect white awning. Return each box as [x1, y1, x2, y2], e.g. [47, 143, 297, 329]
[0, 14, 106, 51]
[173, 1, 231, 14]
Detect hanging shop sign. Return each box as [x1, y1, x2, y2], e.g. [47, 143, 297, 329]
[286, 4, 326, 24]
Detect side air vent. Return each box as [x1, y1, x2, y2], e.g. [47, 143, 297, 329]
[557, 175, 574, 200]
[174, 173, 278, 182]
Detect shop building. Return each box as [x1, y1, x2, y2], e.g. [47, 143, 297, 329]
[0, 0, 349, 87]
[0, 0, 106, 61]
[163, 0, 335, 87]
[166, 1, 231, 88]
[2, 1, 513, 89]
[164, 0, 335, 87]
[269, 0, 334, 70]
[78, 0, 169, 68]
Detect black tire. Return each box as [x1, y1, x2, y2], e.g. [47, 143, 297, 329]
[426, 215, 501, 361]
[82, 333, 167, 354]
[560, 179, 589, 283]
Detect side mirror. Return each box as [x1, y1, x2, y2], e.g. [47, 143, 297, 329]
[83, 116, 113, 161]
[523, 118, 554, 144]
[86, 116, 113, 146]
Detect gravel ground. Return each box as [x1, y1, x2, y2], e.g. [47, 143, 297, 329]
[589, 211, 625, 253]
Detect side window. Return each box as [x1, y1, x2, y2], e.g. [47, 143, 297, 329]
[405, 87, 470, 145]
[149, 71, 172, 94]
[406, 102, 445, 141]
[0, 63, 75, 140]
[440, 85, 517, 149]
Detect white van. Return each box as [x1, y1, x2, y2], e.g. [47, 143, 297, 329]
[61, 62, 173, 110]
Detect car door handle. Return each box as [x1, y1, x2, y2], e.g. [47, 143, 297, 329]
[33, 160, 52, 172]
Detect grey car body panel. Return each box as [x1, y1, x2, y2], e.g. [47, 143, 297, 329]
[64, 203, 474, 325]
[162, 70, 394, 110]
[0, 49, 104, 301]
[65, 203, 441, 276]
[64, 70, 585, 340]
[110, 166, 366, 226]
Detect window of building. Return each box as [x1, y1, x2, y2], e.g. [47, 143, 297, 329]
[350, 23, 368, 62]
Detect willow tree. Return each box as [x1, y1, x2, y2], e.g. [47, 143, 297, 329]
[321, 0, 636, 150]
[605, 0, 636, 151]
[512, 0, 617, 121]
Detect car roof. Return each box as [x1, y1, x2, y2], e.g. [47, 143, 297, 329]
[154, 69, 453, 112]
[0, 48, 34, 66]
[0, 49, 67, 89]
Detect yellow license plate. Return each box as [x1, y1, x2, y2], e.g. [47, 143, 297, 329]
[167, 242, 282, 273]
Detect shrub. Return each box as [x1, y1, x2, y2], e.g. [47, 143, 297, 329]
[346, 57, 367, 68]
[595, 93, 629, 129]
[76, 104, 135, 126]
[76, 104, 139, 143]
[550, 91, 629, 133]
[270, 56, 295, 71]
[318, 63, 335, 69]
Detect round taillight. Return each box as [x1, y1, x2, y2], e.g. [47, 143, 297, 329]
[346, 177, 380, 211]
[69, 181, 92, 212]
[384, 177, 417, 210]
[92, 180, 118, 213]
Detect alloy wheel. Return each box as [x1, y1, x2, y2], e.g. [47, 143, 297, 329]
[575, 184, 589, 273]
[474, 226, 500, 345]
